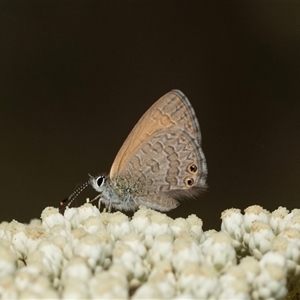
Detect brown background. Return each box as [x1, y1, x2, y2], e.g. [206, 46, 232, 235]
[1, 3, 300, 230]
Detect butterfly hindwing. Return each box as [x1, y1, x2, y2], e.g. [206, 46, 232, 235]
[113, 129, 206, 198]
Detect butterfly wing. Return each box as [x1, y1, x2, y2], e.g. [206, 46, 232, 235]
[110, 89, 207, 182]
[113, 128, 206, 211]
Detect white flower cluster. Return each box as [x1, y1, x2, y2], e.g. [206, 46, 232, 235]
[0, 204, 299, 299]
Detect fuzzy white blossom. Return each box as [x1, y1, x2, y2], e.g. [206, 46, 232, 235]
[177, 263, 219, 298]
[88, 270, 129, 299]
[0, 203, 300, 299]
[0, 241, 17, 277]
[270, 206, 290, 235]
[133, 260, 176, 299]
[218, 266, 251, 300]
[200, 231, 237, 272]
[186, 214, 204, 242]
[172, 234, 202, 274]
[41, 207, 70, 230]
[243, 205, 270, 246]
[221, 208, 244, 251]
[239, 256, 260, 285]
[248, 220, 276, 259]
[252, 264, 287, 300]
[272, 235, 300, 279]
[287, 210, 300, 231]
[147, 233, 174, 264]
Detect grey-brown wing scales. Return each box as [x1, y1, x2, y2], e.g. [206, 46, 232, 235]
[113, 129, 206, 210]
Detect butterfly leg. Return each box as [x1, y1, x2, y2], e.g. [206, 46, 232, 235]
[89, 194, 101, 203]
[88, 194, 102, 210]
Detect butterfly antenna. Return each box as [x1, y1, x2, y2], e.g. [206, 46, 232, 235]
[60, 181, 90, 212]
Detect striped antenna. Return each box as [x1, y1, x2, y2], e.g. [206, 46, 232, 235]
[59, 181, 90, 213]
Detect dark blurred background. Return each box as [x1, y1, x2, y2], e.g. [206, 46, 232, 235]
[1, 3, 300, 230]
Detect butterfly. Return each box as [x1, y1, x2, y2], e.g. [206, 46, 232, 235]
[60, 90, 207, 213]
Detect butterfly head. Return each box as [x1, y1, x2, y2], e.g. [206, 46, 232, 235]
[89, 174, 108, 193]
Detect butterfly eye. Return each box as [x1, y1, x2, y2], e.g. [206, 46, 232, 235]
[184, 177, 194, 187]
[187, 163, 198, 174]
[96, 176, 105, 187]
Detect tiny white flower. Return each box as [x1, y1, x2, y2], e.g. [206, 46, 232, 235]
[25, 227, 46, 254]
[89, 271, 129, 299]
[171, 217, 191, 236]
[200, 232, 236, 272]
[248, 220, 275, 259]
[252, 264, 287, 300]
[144, 211, 173, 239]
[64, 204, 101, 229]
[49, 224, 71, 239]
[219, 266, 251, 300]
[28, 218, 42, 227]
[10, 232, 28, 260]
[69, 227, 88, 255]
[106, 211, 133, 240]
[14, 267, 39, 291]
[133, 261, 176, 299]
[5, 221, 43, 261]
[76, 203, 101, 224]
[37, 240, 64, 278]
[287, 210, 300, 231]
[133, 207, 172, 238]
[203, 229, 218, 238]
[186, 214, 204, 239]
[172, 234, 202, 274]
[0, 276, 18, 299]
[113, 241, 148, 281]
[93, 229, 114, 263]
[272, 235, 300, 279]
[16, 268, 56, 297]
[62, 207, 81, 228]
[105, 263, 129, 285]
[61, 256, 92, 283]
[177, 263, 219, 298]
[280, 227, 300, 249]
[270, 206, 290, 235]
[3, 221, 28, 259]
[41, 207, 70, 230]
[259, 251, 287, 271]
[243, 205, 270, 246]
[131, 206, 151, 234]
[61, 278, 89, 299]
[82, 215, 106, 234]
[218, 280, 251, 300]
[71, 227, 88, 240]
[0, 221, 9, 239]
[132, 283, 166, 299]
[239, 256, 260, 285]
[147, 234, 174, 264]
[50, 235, 73, 262]
[0, 241, 17, 277]
[26, 250, 46, 272]
[221, 208, 244, 252]
[73, 233, 105, 269]
[121, 232, 147, 258]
